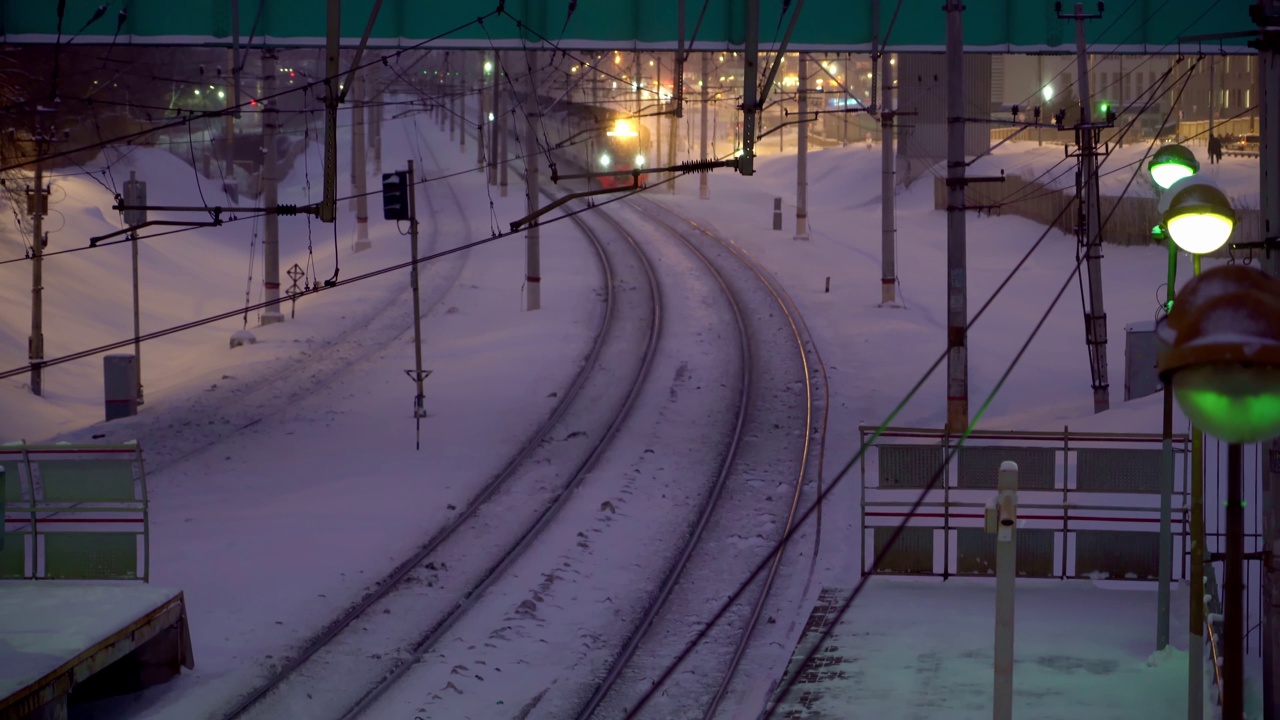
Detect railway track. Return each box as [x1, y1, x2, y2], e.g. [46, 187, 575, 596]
[217, 119, 665, 720]
[558, 197, 824, 720]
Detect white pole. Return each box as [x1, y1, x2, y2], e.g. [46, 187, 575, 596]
[353, 77, 371, 253]
[989, 460, 1019, 720]
[260, 49, 284, 325]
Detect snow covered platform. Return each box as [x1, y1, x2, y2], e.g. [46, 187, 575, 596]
[0, 583, 193, 720]
[768, 581, 1189, 719]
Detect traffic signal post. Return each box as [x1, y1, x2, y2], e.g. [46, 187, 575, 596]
[384, 164, 429, 448]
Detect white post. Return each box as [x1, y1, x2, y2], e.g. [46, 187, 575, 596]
[795, 53, 810, 240]
[260, 49, 285, 325]
[986, 460, 1019, 720]
[352, 77, 371, 253]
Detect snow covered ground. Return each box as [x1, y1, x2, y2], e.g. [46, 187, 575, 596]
[0, 95, 1266, 719]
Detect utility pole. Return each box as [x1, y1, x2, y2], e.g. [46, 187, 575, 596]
[1255, 3, 1280, 718]
[405, 160, 429, 449]
[500, 58, 510, 198]
[448, 54, 457, 143]
[1062, 1, 1111, 414]
[795, 53, 810, 240]
[489, 53, 501, 187]
[523, 49, 542, 311]
[668, 56, 679, 194]
[944, 0, 969, 433]
[459, 57, 467, 154]
[352, 76, 371, 253]
[260, 49, 284, 324]
[1226, 443, 1245, 720]
[28, 140, 48, 396]
[881, 46, 898, 305]
[369, 88, 382, 175]
[477, 65, 486, 169]
[656, 55, 663, 182]
[700, 51, 710, 200]
[124, 171, 145, 405]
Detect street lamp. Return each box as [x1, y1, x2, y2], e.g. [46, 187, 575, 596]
[1158, 253, 1278, 720]
[1148, 144, 1200, 191]
[1160, 176, 1237, 256]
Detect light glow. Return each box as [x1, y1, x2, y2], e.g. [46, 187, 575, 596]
[634, 154, 646, 167]
[607, 119, 638, 138]
[1150, 162, 1196, 190]
[599, 153, 612, 168]
[1167, 212, 1234, 254]
[1174, 364, 1280, 443]
[1042, 85, 1054, 102]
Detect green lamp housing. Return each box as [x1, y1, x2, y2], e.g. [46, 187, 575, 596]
[1148, 144, 1200, 190]
[1158, 177, 1236, 255]
[1157, 265, 1280, 443]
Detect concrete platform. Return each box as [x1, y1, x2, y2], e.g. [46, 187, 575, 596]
[0, 583, 193, 720]
[766, 580, 1191, 719]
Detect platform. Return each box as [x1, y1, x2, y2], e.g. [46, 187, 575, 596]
[0, 583, 193, 720]
[766, 580, 1191, 719]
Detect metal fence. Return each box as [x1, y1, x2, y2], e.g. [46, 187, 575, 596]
[1, 442, 150, 581]
[860, 427, 1189, 581]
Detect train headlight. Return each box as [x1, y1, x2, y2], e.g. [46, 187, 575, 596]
[599, 153, 612, 168]
[635, 154, 646, 167]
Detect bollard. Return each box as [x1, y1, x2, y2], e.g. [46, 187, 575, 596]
[104, 354, 139, 421]
[985, 460, 1019, 720]
[825, 277, 831, 293]
[772, 197, 783, 231]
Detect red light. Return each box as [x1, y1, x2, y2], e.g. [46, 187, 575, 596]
[249, 99, 257, 105]
[289, 71, 295, 77]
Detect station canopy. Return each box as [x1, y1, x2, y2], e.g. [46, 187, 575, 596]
[0, 0, 1258, 53]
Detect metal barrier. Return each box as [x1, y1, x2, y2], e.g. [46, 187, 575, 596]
[1, 442, 149, 581]
[859, 427, 1189, 580]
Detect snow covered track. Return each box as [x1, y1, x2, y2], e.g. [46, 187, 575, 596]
[569, 197, 825, 720]
[218, 181, 664, 720]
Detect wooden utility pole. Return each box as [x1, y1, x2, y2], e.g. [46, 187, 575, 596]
[28, 144, 47, 396]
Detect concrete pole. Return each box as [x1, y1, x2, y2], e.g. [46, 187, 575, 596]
[500, 81, 510, 197]
[944, 0, 969, 433]
[129, 171, 143, 406]
[449, 55, 457, 142]
[1256, 6, 1280, 718]
[523, 49, 542, 311]
[1209, 54, 1216, 148]
[368, 90, 382, 175]
[881, 51, 897, 305]
[459, 57, 467, 154]
[489, 54, 501, 186]
[634, 51, 642, 115]
[29, 151, 44, 396]
[477, 69, 486, 169]
[225, 47, 237, 178]
[1158, 362, 1174, 651]
[353, 77, 371, 253]
[656, 56, 663, 181]
[795, 53, 809, 240]
[260, 49, 284, 325]
[1072, 3, 1110, 414]
[668, 58, 678, 193]
[1189, 427, 1206, 719]
[992, 461, 1019, 720]
[700, 51, 710, 200]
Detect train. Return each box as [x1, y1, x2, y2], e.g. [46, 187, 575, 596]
[531, 95, 652, 190]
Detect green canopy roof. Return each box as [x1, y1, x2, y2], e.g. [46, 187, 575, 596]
[0, 0, 1259, 52]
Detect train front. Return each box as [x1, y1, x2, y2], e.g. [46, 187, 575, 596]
[596, 118, 650, 189]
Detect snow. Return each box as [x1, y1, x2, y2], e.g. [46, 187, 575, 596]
[0, 92, 1266, 719]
